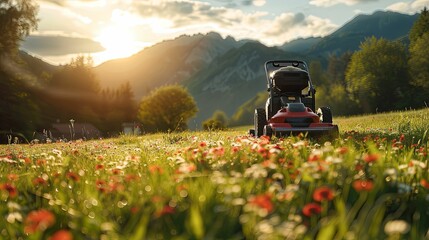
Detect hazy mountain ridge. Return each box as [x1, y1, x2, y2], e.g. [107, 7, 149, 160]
[94, 32, 245, 99]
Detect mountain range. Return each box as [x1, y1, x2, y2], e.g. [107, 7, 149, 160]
[21, 11, 419, 128]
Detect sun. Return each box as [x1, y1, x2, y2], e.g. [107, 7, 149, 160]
[95, 25, 141, 60]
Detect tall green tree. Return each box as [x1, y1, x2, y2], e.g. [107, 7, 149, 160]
[409, 7, 429, 44]
[0, 0, 38, 55]
[47, 56, 100, 122]
[345, 37, 409, 113]
[0, 0, 39, 136]
[138, 85, 197, 132]
[408, 8, 429, 105]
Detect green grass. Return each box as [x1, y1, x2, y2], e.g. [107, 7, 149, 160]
[1, 109, 429, 239]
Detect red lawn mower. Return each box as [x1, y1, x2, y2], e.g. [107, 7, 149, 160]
[250, 60, 339, 138]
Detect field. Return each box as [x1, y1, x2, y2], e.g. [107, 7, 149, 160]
[1, 109, 429, 240]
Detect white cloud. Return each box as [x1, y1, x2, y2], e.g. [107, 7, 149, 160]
[386, 0, 429, 14]
[309, 0, 378, 7]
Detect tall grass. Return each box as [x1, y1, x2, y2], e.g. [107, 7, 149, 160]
[0, 109, 429, 239]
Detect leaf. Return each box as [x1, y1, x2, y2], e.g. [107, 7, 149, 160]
[189, 204, 204, 239]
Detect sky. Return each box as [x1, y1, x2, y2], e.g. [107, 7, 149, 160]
[22, 0, 429, 66]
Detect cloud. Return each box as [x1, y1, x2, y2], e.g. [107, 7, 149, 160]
[386, 0, 429, 14]
[262, 13, 337, 44]
[309, 0, 379, 7]
[21, 35, 105, 55]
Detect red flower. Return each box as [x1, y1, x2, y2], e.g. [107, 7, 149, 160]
[363, 153, 379, 163]
[0, 183, 18, 198]
[49, 230, 73, 240]
[302, 203, 322, 217]
[155, 205, 175, 217]
[95, 164, 104, 170]
[7, 174, 19, 181]
[66, 172, 80, 182]
[149, 165, 164, 174]
[24, 209, 56, 234]
[36, 159, 46, 166]
[248, 193, 274, 213]
[111, 168, 121, 175]
[33, 177, 47, 186]
[313, 186, 335, 202]
[336, 147, 348, 155]
[308, 154, 321, 162]
[420, 179, 429, 189]
[353, 180, 374, 192]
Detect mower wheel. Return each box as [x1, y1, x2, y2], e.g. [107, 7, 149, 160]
[264, 125, 273, 138]
[254, 108, 267, 137]
[317, 107, 333, 123]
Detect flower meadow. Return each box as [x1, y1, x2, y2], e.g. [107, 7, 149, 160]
[1, 125, 429, 239]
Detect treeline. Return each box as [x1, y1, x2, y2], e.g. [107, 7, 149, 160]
[1, 55, 138, 138]
[228, 8, 429, 127]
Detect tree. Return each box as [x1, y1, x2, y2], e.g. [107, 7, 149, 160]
[0, 0, 39, 137]
[408, 8, 429, 105]
[409, 7, 429, 45]
[138, 85, 197, 132]
[202, 110, 228, 130]
[0, 0, 38, 55]
[46, 56, 100, 122]
[345, 37, 409, 113]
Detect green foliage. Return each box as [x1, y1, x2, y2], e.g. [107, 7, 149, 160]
[0, 0, 38, 55]
[230, 92, 268, 126]
[202, 110, 228, 130]
[0, 68, 41, 136]
[409, 33, 429, 90]
[138, 85, 197, 132]
[1, 110, 429, 239]
[409, 7, 429, 44]
[345, 37, 409, 113]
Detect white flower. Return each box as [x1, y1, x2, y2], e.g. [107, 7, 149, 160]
[384, 220, 410, 235]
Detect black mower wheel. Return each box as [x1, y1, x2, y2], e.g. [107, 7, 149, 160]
[254, 108, 267, 137]
[317, 107, 333, 123]
[264, 125, 273, 138]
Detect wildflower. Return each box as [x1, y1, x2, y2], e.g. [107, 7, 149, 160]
[335, 147, 348, 155]
[49, 230, 73, 240]
[33, 177, 48, 186]
[363, 153, 379, 163]
[66, 172, 80, 182]
[384, 220, 410, 235]
[111, 168, 121, 175]
[302, 203, 322, 217]
[0, 183, 18, 198]
[420, 179, 429, 189]
[352, 180, 374, 192]
[149, 165, 164, 174]
[24, 209, 56, 234]
[7, 174, 19, 181]
[248, 193, 274, 213]
[155, 205, 175, 217]
[95, 164, 104, 170]
[313, 186, 335, 202]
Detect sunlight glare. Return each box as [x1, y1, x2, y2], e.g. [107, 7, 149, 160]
[95, 25, 141, 60]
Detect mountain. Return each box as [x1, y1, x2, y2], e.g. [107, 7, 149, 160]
[94, 32, 246, 99]
[280, 37, 322, 53]
[307, 11, 418, 56]
[186, 42, 305, 125]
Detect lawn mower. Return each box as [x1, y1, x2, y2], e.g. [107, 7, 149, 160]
[250, 60, 339, 138]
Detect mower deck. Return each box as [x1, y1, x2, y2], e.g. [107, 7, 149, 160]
[267, 123, 339, 138]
